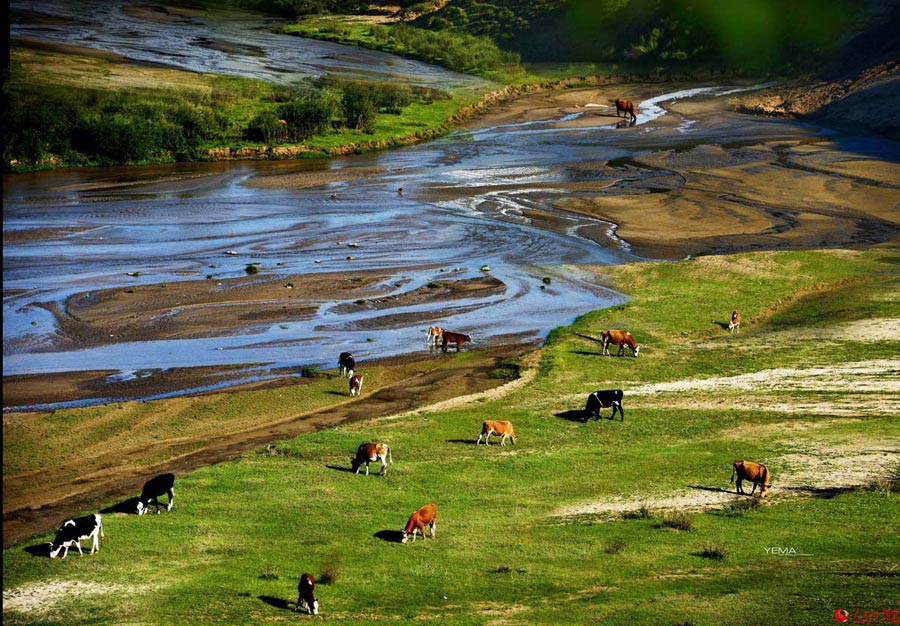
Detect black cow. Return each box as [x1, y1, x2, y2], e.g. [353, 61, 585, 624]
[136, 473, 175, 515]
[338, 352, 355, 377]
[584, 389, 625, 421]
[49, 513, 104, 558]
[296, 573, 319, 614]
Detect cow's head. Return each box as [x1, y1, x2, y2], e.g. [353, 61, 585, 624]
[48, 542, 64, 559]
[400, 531, 410, 544]
[633, 346, 640, 357]
[136, 500, 148, 515]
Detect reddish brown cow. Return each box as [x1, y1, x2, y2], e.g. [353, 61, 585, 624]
[729, 311, 741, 334]
[601, 329, 640, 357]
[401, 503, 437, 543]
[615, 98, 637, 121]
[732, 460, 771, 497]
[351, 442, 393, 476]
[477, 420, 518, 446]
[349, 374, 364, 397]
[441, 331, 471, 352]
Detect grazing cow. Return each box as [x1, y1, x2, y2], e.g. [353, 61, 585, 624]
[584, 389, 625, 421]
[136, 472, 175, 515]
[49, 513, 104, 559]
[477, 420, 518, 446]
[615, 98, 637, 122]
[732, 460, 771, 497]
[441, 331, 471, 352]
[338, 352, 356, 377]
[349, 374, 364, 397]
[352, 442, 393, 476]
[601, 329, 640, 357]
[401, 503, 437, 543]
[729, 311, 741, 334]
[426, 325, 444, 347]
[296, 573, 319, 615]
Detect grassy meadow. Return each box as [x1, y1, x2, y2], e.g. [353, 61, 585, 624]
[3, 248, 899, 625]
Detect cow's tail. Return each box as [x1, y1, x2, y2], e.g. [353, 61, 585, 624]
[762, 464, 770, 487]
[387, 444, 393, 465]
[98, 514, 105, 540]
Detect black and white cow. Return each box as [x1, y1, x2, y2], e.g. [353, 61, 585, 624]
[49, 513, 104, 559]
[584, 389, 625, 421]
[338, 352, 356, 377]
[136, 473, 175, 515]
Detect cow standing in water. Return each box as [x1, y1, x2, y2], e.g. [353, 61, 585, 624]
[615, 98, 637, 122]
[441, 331, 471, 352]
[729, 311, 741, 334]
[601, 329, 640, 357]
[296, 573, 319, 614]
[426, 326, 444, 347]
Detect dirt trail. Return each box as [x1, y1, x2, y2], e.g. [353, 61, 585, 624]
[2, 346, 534, 549]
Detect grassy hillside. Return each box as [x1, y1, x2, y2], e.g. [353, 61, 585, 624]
[4, 248, 898, 625]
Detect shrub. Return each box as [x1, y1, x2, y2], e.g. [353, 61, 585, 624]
[623, 503, 653, 520]
[245, 264, 260, 275]
[661, 511, 693, 531]
[605, 538, 626, 554]
[697, 543, 728, 560]
[318, 552, 341, 585]
[300, 366, 319, 378]
[722, 497, 761, 516]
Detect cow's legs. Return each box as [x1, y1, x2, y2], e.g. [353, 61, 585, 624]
[735, 478, 744, 494]
[429, 521, 436, 538]
[749, 481, 758, 495]
[167, 488, 174, 511]
[91, 533, 99, 554]
[74, 540, 84, 556]
[380, 457, 388, 476]
[500, 433, 508, 447]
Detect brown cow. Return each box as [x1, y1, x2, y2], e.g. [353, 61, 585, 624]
[296, 573, 318, 614]
[729, 311, 741, 334]
[477, 420, 518, 446]
[401, 503, 437, 543]
[732, 460, 771, 497]
[349, 374, 364, 397]
[601, 329, 640, 357]
[351, 442, 393, 476]
[441, 331, 471, 352]
[615, 98, 636, 122]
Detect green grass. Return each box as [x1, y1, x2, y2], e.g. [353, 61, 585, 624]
[4, 248, 899, 625]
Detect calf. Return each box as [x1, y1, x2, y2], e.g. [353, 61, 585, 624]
[584, 389, 625, 421]
[601, 329, 640, 357]
[296, 573, 319, 615]
[49, 513, 104, 559]
[477, 420, 517, 446]
[729, 311, 741, 334]
[351, 442, 393, 476]
[401, 503, 437, 543]
[136, 472, 175, 515]
[338, 352, 356, 377]
[441, 331, 471, 353]
[732, 460, 771, 497]
[426, 325, 444, 347]
[349, 374, 364, 397]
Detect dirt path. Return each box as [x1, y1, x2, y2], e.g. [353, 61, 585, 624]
[2, 345, 534, 549]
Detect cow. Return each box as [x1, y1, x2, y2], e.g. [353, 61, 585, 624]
[729, 311, 741, 334]
[351, 442, 393, 476]
[477, 420, 518, 446]
[601, 329, 640, 357]
[296, 573, 319, 615]
[426, 325, 444, 347]
[615, 98, 637, 122]
[338, 351, 355, 377]
[441, 331, 471, 353]
[401, 503, 437, 543]
[349, 374, 364, 397]
[584, 389, 625, 421]
[136, 472, 175, 515]
[49, 513, 104, 559]
[731, 460, 771, 497]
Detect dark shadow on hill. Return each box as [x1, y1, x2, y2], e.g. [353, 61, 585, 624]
[446, 438, 477, 445]
[258, 595, 292, 611]
[688, 485, 737, 495]
[100, 497, 141, 514]
[713, 320, 730, 331]
[555, 409, 590, 422]
[781, 485, 858, 499]
[374, 530, 404, 543]
[24, 543, 52, 558]
[571, 350, 602, 357]
[574, 332, 604, 344]
[325, 464, 355, 473]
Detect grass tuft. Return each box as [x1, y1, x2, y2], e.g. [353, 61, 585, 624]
[697, 543, 728, 560]
[605, 538, 627, 554]
[661, 511, 694, 531]
[319, 552, 341, 585]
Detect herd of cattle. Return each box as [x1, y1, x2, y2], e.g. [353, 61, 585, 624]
[45, 310, 770, 614]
